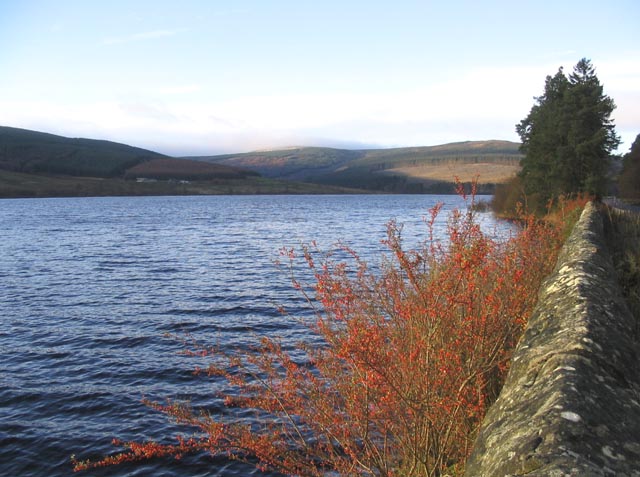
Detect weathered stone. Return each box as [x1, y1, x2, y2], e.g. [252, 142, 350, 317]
[465, 202, 640, 476]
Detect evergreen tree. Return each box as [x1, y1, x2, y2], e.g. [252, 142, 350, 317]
[619, 134, 640, 200]
[516, 58, 619, 207]
[516, 68, 570, 203]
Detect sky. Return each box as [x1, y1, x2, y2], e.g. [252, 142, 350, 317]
[0, 0, 638, 156]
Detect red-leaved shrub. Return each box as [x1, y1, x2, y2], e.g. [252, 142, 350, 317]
[73, 189, 586, 476]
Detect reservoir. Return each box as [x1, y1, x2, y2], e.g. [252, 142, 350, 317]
[0, 194, 503, 476]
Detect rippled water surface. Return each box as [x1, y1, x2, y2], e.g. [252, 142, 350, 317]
[0, 194, 500, 476]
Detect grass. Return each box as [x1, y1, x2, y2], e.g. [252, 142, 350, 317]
[376, 161, 520, 184]
[602, 205, 640, 337]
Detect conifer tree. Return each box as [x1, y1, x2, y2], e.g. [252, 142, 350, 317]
[516, 58, 619, 207]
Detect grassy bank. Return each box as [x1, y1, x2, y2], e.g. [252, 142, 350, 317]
[602, 205, 640, 336]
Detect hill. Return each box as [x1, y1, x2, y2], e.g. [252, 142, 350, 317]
[0, 126, 359, 198]
[187, 140, 523, 193]
[123, 157, 259, 181]
[187, 147, 363, 180]
[0, 126, 166, 177]
[0, 126, 523, 197]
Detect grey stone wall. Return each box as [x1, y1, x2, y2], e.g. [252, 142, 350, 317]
[465, 202, 640, 477]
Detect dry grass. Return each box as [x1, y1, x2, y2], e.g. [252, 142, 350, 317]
[378, 162, 520, 184]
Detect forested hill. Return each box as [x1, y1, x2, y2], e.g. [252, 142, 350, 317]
[0, 125, 523, 196]
[0, 126, 167, 177]
[0, 126, 355, 197]
[186, 140, 523, 193]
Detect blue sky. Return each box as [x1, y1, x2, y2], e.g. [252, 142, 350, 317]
[1, 0, 638, 155]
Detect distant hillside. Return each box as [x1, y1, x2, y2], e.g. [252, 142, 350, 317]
[0, 126, 359, 198]
[188, 140, 523, 193]
[0, 126, 166, 177]
[187, 147, 363, 180]
[0, 126, 524, 197]
[124, 158, 259, 181]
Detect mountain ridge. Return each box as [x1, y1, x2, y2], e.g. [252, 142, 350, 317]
[185, 140, 523, 193]
[0, 125, 167, 177]
[0, 125, 523, 196]
[0, 126, 361, 197]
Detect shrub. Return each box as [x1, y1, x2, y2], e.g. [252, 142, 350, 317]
[73, 188, 579, 476]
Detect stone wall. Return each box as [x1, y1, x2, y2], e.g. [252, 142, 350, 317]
[465, 202, 640, 476]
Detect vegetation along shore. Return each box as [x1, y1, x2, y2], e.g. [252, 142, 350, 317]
[68, 59, 640, 475]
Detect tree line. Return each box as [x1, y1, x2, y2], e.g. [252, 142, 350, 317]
[494, 58, 639, 214]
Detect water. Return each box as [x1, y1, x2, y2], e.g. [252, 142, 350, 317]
[0, 194, 501, 476]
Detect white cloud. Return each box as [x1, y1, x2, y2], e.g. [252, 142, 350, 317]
[186, 63, 554, 133]
[0, 69, 537, 154]
[1, 57, 637, 155]
[118, 102, 178, 122]
[154, 84, 201, 95]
